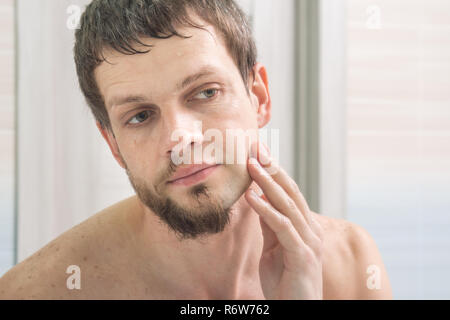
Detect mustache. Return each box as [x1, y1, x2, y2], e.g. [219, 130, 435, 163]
[155, 159, 179, 191]
[126, 158, 179, 195]
[163, 160, 178, 181]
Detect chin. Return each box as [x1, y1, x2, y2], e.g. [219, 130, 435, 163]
[216, 165, 253, 209]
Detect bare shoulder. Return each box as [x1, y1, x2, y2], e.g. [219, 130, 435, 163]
[0, 196, 136, 300]
[311, 212, 393, 300]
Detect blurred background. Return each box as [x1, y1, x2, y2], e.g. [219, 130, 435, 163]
[0, 0, 449, 299]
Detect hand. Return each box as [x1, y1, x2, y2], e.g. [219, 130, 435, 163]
[245, 142, 325, 300]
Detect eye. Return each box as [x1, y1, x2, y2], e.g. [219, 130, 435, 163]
[128, 110, 153, 125]
[192, 88, 219, 100]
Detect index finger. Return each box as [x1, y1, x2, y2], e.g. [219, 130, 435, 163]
[249, 141, 313, 227]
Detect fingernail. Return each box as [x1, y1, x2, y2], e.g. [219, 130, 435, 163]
[249, 142, 258, 159]
[248, 157, 259, 167]
[258, 142, 271, 165]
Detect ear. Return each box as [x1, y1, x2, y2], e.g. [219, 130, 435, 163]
[248, 63, 272, 129]
[96, 121, 127, 169]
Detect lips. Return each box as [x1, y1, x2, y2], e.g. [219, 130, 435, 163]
[168, 163, 218, 183]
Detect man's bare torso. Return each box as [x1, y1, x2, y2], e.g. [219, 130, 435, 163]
[0, 196, 376, 300]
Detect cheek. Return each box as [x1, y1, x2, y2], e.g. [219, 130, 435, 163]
[210, 95, 256, 128]
[202, 97, 258, 156]
[117, 137, 158, 175]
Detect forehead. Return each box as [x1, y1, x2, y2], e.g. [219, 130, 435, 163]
[94, 22, 239, 109]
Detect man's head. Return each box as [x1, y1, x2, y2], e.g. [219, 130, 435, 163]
[74, 0, 271, 241]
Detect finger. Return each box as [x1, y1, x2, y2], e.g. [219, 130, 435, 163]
[246, 189, 307, 255]
[255, 142, 313, 224]
[248, 157, 319, 248]
[251, 142, 322, 239]
[248, 181, 263, 197]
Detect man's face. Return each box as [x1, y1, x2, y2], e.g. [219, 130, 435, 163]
[95, 20, 268, 240]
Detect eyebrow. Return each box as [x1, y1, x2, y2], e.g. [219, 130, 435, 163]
[109, 66, 219, 109]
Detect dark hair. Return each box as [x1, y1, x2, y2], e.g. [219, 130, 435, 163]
[74, 0, 257, 130]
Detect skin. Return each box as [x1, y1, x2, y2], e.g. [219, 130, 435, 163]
[0, 16, 393, 300]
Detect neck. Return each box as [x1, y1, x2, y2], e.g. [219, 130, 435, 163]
[126, 190, 264, 299]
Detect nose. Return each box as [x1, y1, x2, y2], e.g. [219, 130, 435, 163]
[159, 108, 204, 160]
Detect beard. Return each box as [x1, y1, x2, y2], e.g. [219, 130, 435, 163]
[125, 162, 234, 242]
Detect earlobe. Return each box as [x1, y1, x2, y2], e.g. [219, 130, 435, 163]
[96, 121, 127, 169]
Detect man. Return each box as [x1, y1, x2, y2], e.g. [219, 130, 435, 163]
[0, 0, 392, 299]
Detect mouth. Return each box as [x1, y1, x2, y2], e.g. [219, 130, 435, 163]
[167, 164, 221, 187]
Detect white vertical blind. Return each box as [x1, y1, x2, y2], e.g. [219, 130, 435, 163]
[346, 0, 450, 299]
[295, 0, 347, 219]
[0, 0, 15, 276]
[16, 0, 134, 262]
[318, 0, 347, 219]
